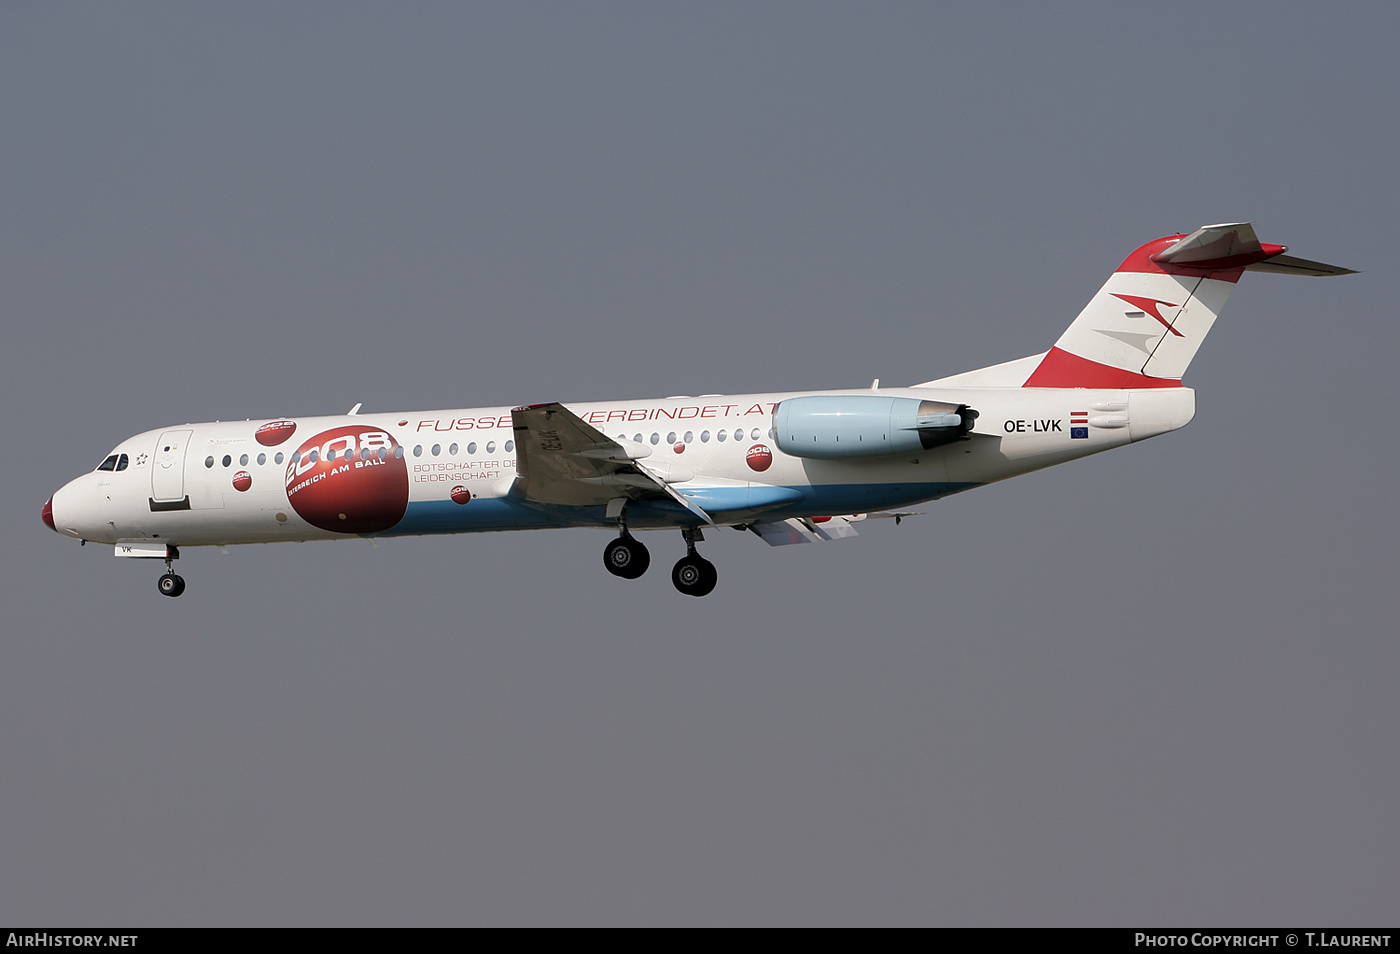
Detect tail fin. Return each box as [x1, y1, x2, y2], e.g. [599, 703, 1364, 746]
[1022, 223, 1355, 389]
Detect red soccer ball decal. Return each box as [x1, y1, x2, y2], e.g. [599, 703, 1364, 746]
[746, 443, 773, 472]
[450, 485, 472, 505]
[255, 420, 298, 447]
[284, 425, 410, 533]
[673, 442, 685, 454]
[232, 471, 252, 492]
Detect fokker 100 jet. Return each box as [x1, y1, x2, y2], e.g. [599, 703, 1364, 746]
[42, 223, 1353, 597]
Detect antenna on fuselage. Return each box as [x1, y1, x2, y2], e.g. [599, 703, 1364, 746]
[347, 403, 362, 416]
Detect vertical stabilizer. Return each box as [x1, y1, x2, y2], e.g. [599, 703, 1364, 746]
[917, 223, 1352, 391]
[1023, 224, 1281, 388]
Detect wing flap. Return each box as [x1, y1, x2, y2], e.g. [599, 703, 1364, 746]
[511, 403, 713, 522]
[747, 514, 864, 546]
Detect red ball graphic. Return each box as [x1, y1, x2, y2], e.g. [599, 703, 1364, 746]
[284, 425, 409, 533]
[450, 485, 472, 505]
[673, 442, 685, 454]
[232, 471, 252, 492]
[746, 443, 773, 472]
[256, 420, 298, 447]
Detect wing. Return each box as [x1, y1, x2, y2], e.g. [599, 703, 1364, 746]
[510, 403, 712, 522]
[747, 514, 865, 546]
[745, 509, 924, 546]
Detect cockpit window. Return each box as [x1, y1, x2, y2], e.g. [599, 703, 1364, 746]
[96, 455, 118, 471]
[115, 454, 129, 471]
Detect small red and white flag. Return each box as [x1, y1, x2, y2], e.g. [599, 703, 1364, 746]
[1070, 411, 1089, 439]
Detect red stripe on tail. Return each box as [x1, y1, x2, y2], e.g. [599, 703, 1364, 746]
[1023, 348, 1185, 389]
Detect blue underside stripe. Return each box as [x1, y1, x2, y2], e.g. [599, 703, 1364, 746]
[375, 481, 979, 536]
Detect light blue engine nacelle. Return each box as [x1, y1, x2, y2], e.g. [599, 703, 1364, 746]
[774, 395, 978, 460]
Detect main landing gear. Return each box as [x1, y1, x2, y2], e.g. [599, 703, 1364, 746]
[671, 527, 717, 598]
[603, 533, 650, 580]
[601, 513, 718, 597]
[603, 504, 651, 580]
[156, 547, 186, 598]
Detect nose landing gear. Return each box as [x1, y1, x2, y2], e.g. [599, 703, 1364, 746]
[671, 527, 717, 597]
[157, 547, 186, 598]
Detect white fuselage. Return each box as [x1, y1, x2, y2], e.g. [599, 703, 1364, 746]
[45, 385, 1194, 549]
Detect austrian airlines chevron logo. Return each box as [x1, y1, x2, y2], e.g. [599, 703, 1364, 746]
[1111, 293, 1184, 337]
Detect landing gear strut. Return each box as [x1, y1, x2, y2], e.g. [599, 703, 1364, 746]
[603, 508, 650, 580]
[671, 527, 717, 597]
[157, 547, 185, 598]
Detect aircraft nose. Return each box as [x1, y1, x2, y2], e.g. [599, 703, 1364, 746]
[46, 477, 108, 541]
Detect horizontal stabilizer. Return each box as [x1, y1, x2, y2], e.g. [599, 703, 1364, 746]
[1246, 253, 1357, 277]
[1151, 222, 1284, 270]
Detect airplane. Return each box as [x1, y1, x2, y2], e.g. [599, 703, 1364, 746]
[41, 223, 1354, 598]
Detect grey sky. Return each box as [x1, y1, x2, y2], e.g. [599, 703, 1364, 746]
[3, 3, 1396, 925]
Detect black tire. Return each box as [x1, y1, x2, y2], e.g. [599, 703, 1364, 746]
[672, 555, 717, 597]
[170, 574, 186, 597]
[158, 573, 183, 597]
[604, 536, 650, 580]
[696, 558, 717, 596]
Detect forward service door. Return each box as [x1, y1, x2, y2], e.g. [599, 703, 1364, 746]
[151, 429, 193, 504]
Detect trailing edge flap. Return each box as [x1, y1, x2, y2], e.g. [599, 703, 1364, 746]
[748, 515, 864, 546]
[510, 403, 712, 523]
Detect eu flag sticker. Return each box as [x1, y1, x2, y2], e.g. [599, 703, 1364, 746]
[1070, 411, 1089, 440]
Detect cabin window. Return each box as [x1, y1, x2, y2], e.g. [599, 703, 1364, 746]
[413, 445, 423, 457]
[666, 432, 676, 444]
[275, 452, 285, 465]
[733, 429, 744, 441]
[222, 455, 232, 468]
[257, 453, 267, 465]
[486, 441, 496, 454]
[431, 444, 441, 457]
[650, 433, 660, 445]
[239, 453, 249, 466]
[205, 456, 215, 468]
[449, 443, 459, 455]
[632, 434, 642, 443]
[716, 430, 727, 442]
[750, 428, 761, 440]
[683, 431, 693, 444]
[505, 440, 514, 452]
[700, 430, 710, 443]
